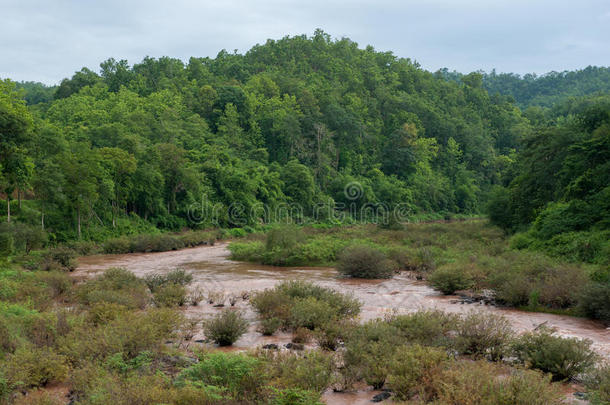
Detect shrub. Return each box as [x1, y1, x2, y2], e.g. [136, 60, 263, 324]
[512, 326, 599, 380]
[495, 277, 532, 307]
[455, 312, 514, 360]
[436, 361, 564, 405]
[537, 265, 588, 308]
[265, 226, 305, 252]
[342, 320, 402, 389]
[87, 302, 129, 325]
[584, 364, 610, 405]
[428, 264, 474, 294]
[386, 344, 449, 401]
[258, 317, 282, 336]
[203, 310, 249, 346]
[13, 390, 66, 405]
[314, 320, 353, 351]
[102, 237, 132, 253]
[579, 281, 610, 324]
[4, 346, 69, 390]
[144, 269, 192, 292]
[177, 352, 263, 401]
[290, 297, 336, 330]
[250, 281, 361, 330]
[38, 271, 72, 298]
[336, 244, 395, 279]
[292, 327, 312, 343]
[270, 388, 323, 405]
[43, 246, 77, 271]
[58, 308, 182, 362]
[77, 268, 149, 309]
[152, 283, 187, 307]
[389, 310, 458, 347]
[262, 350, 334, 393]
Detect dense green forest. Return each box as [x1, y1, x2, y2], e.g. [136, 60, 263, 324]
[1, 31, 609, 264]
[438, 66, 610, 108]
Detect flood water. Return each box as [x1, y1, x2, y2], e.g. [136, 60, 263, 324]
[76, 242, 610, 404]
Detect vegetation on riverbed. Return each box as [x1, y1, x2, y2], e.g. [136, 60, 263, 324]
[0, 252, 608, 404]
[230, 220, 610, 323]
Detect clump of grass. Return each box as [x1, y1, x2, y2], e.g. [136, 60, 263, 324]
[203, 310, 249, 346]
[250, 281, 361, 332]
[336, 244, 396, 279]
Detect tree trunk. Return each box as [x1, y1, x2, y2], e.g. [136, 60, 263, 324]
[6, 198, 10, 223]
[18, 190, 21, 209]
[77, 207, 81, 239]
[112, 201, 116, 228]
[41, 211, 45, 230]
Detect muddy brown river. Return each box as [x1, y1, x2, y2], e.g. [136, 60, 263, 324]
[76, 242, 610, 404]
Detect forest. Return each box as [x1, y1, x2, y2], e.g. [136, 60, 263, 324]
[0, 31, 609, 405]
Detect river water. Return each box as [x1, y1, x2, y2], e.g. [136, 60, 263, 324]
[75, 242, 609, 404]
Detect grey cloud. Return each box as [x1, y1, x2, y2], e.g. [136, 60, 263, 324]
[1, 0, 608, 84]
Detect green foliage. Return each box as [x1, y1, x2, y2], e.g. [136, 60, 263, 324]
[578, 281, 610, 324]
[336, 244, 396, 279]
[152, 283, 187, 307]
[269, 388, 323, 405]
[455, 312, 514, 360]
[202, 310, 249, 346]
[3, 346, 69, 390]
[388, 310, 458, 347]
[250, 281, 361, 331]
[261, 350, 334, 393]
[76, 268, 149, 309]
[428, 264, 474, 294]
[512, 326, 599, 381]
[386, 344, 449, 401]
[435, 360, 565, 405]
[258, 317, 282, 336]
[177, 352, 263, 401]
[584, 364, 610, 405]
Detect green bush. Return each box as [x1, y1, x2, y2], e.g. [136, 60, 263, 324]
[428, 264, 474, 294]
[584, 364, 610, 405]
[336, 244, 395, 279]
[203, 310, 249, 346]
[455, 312, 513, 360]
[177, 352, 263, 401]
[58, 308, 182, 362]
[144, 269, 192, 292]
[269, 388, 323, 405]
[314, 320, 353, 351]
[43, 246, 77, 271]
[250, 281, 361, 331]
[436, 361, 564, 405]
[3, 346, 69, 390]
[77, 268, 149, 309]
[386, 344, 449, 401]
[265, 226, 305, 252]
[389, 310, 458, 347]
[512, 326, 599, 380]
[262, 350, 334, 393]
[38, 271, 72, 298]
[342, 320, 402, 389]
[258, 317, 282, 336]
[579, 281, 610, 324]
[290, 297, 336, 330]
[152, 283, 187, 307]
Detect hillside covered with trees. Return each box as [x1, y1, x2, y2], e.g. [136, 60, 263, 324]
[1, 31, 609, 265]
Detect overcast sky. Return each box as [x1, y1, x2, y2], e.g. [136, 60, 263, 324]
[2, 0, 609, 85]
